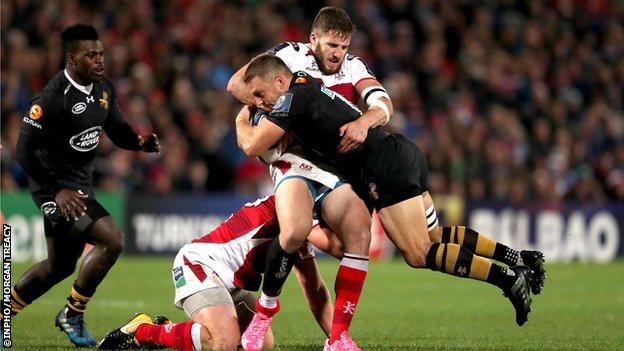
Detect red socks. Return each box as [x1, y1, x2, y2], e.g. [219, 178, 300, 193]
[135, 321, 196, 351]
[330, 253, 369, 344]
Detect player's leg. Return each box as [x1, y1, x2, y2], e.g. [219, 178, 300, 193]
[246, 177, 314, 346]
[72, 215, 123, 310]
[320, 184, 370, 347]
[10, 218, 84, 315]
[423, 191, 545, 294]
[378, 195, 533, 325]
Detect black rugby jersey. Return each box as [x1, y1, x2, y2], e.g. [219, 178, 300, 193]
[17, 70, 141, 195]
[266, 72, 389, 179]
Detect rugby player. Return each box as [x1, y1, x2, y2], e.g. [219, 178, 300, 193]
[236, 55, 546, 340]
[11, 24, 160, 347]
[98, 195, 346, 351]
[228, 8, 392, 350]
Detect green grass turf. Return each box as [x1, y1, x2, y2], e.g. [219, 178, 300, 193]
[7, 257, 624, 350]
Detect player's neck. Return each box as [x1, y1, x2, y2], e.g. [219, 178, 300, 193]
[65, 68, 91, 86]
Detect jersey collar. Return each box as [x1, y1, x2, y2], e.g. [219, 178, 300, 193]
[64, 69, 93, 95]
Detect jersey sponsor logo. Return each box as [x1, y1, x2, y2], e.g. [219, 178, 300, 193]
[173, 266, 186, 288]
[86, 96, 95, 103]
[22, 116, 42, 129]
[368, 182, 379, 201]
[71, 102, 87, 114]
[69, 126, 102, 152]
[320, 85, 336, 99]
[294, 77, 308, 85]
[99, 91, 109, 109]
[299, 163, 312, 172]
[29, 104, 43, 120]
[40, 201, 58, 215]
[271, 93, 293, 117]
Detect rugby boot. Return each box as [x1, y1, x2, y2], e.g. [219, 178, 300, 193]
[241, 299, 280, 351]
[98, 312, 153, 349]
[324, 331, 362, 351]
[520, 250, 546, 294]
[504, 266, 533, 326]
[55, 306, 97, 347]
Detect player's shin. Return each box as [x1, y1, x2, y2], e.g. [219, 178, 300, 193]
[425, 243, 515, 290]
[258, 237, 296, 313]
[329, 253, 369, 344]
[440, 226, 521, 266]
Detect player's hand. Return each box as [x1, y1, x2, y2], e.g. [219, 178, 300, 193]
[55, 189, 89, 221]
[236, 105, 253, 124]
[337, 120, 368, 153]
[138, 133, 160, 154]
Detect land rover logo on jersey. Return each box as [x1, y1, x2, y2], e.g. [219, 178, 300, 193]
[70, 126, 102, 152]
[72, 102, 87, 114]
[40, 201, 58, 215]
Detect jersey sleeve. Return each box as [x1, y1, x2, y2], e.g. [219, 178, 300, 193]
[267, 42, 302, 71]
[16, 91, 63, 192]
[347, 55, 376, 85]
[102, 84, 141, 150]
[266, 85, 309, 132]
[20, 91, 61, 137]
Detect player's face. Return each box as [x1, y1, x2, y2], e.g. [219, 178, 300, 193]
[68, 40, 105, 84]
[310, 31, 351, 75]
[247, 75, 289, 111]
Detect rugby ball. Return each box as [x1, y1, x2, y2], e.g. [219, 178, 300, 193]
[249, 108, 280, 164]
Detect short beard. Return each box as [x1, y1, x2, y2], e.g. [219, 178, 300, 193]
[313, 47, 341, 75]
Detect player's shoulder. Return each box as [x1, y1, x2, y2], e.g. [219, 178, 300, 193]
[268, 41, 307, 55]
[344, 53, 374, 73]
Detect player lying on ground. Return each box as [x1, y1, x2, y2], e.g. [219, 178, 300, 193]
[11, 24, 160, 347]
[235, 55, 546, 344]
[98, 194, 357, 351]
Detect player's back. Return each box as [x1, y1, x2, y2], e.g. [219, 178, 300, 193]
[183, 196, 280, 291]
[267, 72, 388, 176]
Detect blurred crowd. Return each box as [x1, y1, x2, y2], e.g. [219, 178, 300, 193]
[2, 0, 623, 203]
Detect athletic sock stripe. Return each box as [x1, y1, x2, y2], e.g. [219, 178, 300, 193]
[343, 253, 370, 260]
[441, 244, 449, 272]
[341, 256, 370, 271]
[66, 302, 85, 313]
[441, 228, 451, 243]
[461, 227, 478, 252]
[454, 246, 474, 276]
[11, 288, 28, 306]
[70, 287, 91, 302]
[428, 218, 439, 231]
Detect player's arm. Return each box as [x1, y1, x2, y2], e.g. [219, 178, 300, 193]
[235, 105, 286, 156]
[16, 93, 63, 194]
[103, 87, 160, 153]
[293, 253, 332, 337]
[337, 62, 393, 153]
[226, 63, 254, 105]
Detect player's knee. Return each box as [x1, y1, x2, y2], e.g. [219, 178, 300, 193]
[279, 226, 311, 252]
[102, 229, 124, 258]
[400, 243, 431, 268]
[343, 229, 371, 256]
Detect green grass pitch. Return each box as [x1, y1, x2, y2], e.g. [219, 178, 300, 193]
[8, 257, 624, 350]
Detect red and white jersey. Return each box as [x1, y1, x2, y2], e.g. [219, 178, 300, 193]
[173, 196, 314, 298]
[269, 42, 375, 104]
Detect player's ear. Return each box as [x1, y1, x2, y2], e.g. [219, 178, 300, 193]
[66, 52, 75, 68]
[310, 32, 318, 46]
